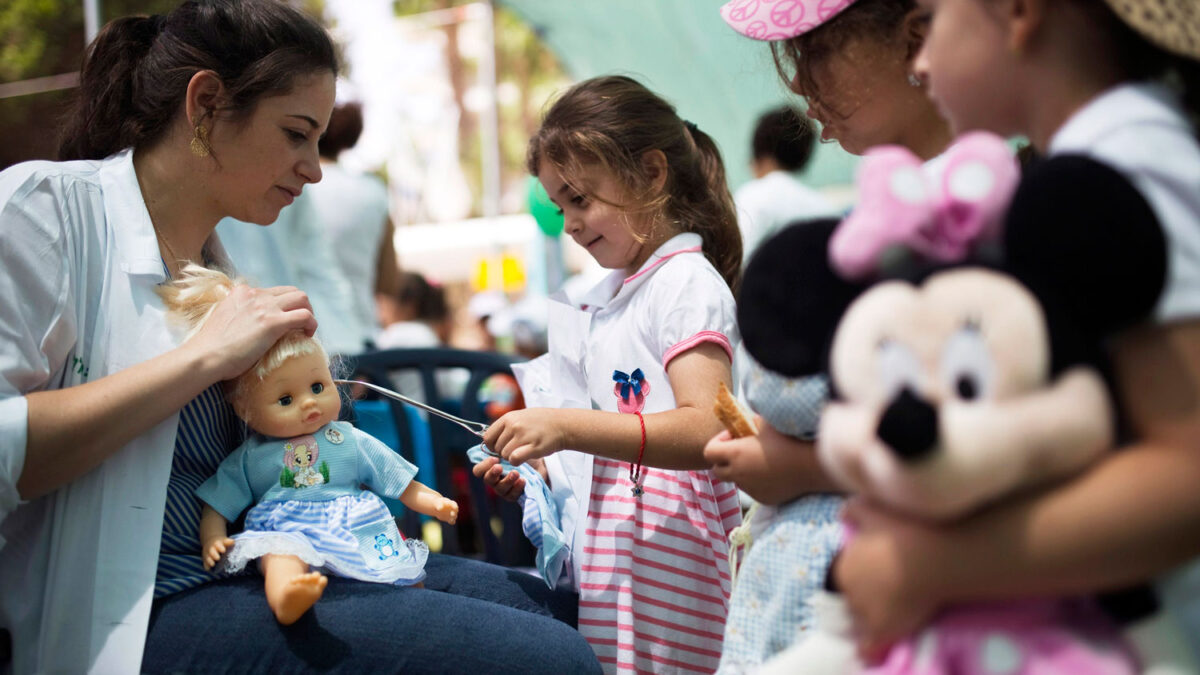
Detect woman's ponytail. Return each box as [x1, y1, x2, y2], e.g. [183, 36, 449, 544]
[58, 15, 162, 161]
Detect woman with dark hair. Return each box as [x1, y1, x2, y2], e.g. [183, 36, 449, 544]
[0, 2, 598, 673]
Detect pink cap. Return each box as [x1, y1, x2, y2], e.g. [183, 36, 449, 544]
[719, 0, 858, 41]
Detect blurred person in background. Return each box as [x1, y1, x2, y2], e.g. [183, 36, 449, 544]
[377, 271, 452, 349]
[734, 105, 838, 261]
[311, 100, 400, 342]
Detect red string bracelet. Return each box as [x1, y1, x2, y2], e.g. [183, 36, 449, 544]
[629, 411, 646, 497]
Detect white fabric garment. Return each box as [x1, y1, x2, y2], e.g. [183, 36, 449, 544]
[734, 170, 838, 261]
[0, 149, 229, 674]
[1048, 82, 1200, 324]
[307, 162, 390, 338]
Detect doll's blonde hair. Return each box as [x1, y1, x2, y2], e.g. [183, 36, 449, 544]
[157, 263, 329, 419]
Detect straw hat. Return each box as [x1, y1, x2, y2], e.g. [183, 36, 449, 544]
[1103, 0, 1200, 60]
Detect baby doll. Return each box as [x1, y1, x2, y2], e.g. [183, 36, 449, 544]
[160, 265, 459, 625]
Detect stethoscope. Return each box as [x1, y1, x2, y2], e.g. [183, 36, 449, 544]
[335, 379, 498, 456]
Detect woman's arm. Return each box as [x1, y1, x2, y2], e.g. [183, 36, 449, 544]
[18, 284, 317, 500]
[835, 320, 1200, 654]
[484, 342, 732, 470]
[374, 217, 399, 298]
[704, 417, 842, 504]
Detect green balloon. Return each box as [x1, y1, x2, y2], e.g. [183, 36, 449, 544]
[528, 175, 564, 237]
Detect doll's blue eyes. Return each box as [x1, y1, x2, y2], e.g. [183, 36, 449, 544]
[311, 383, 324, 394]
[279, 395, 293, 406]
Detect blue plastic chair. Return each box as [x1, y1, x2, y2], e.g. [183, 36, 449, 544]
[339, 347, 534, 566]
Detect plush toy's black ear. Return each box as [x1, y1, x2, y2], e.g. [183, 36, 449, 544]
[738, 218, 866, 376]
[1004, 155, 1167, 345]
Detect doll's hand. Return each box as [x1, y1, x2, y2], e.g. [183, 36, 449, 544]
[202, 536, 236, 570]
[704, 416, 822, 505]
[183, 284, 318, 382]
[483, 409, 568, 467]
[433, 497, 459, 525]
[834, 498, 943, 661]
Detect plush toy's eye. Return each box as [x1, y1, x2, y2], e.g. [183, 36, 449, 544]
[878, 338, 924, 400]
[940, 323, 994, 402]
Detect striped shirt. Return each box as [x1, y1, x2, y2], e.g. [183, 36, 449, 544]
[154, 383, 245, 597]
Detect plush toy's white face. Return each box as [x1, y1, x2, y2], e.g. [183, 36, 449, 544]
[819, 268, 1112, 520]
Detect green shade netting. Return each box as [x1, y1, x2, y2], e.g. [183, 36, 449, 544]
[499, 0, 858, 191]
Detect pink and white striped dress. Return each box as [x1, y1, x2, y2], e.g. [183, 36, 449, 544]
[580, 459, 741, 673]
[543, 233, 742, 673]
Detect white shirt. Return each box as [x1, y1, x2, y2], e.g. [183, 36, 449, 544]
[217, 192, 368, 355]
[0, 149, 222, 673]
[734, 170, 838, 261]
[309, 162, 391, 337]
[1049, 82, 1200, 323]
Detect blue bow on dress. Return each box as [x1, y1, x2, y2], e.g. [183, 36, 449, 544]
[613, 368, 645, 400]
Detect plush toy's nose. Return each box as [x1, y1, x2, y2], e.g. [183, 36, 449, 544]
[877, 387, 938, 462]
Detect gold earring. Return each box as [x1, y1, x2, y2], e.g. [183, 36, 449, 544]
[190, 123, 210, 158]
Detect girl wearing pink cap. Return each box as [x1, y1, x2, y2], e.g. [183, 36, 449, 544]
[721, 0, 951, 159]
[707, 0, 956, 671]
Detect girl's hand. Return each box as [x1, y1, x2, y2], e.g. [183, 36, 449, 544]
[473, 456, 550, 502]
[703, 416, 826, 504]
[181, 284, 318, 381]
[834, 498, 944, 660]
[202, 536, 235, 570]
[483, 409, 569, 467]
[433, 497, 459, 525]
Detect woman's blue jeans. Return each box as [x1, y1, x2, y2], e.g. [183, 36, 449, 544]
[142, 554, 600, 674]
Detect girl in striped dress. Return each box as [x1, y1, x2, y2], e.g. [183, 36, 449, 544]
[476, 75, 743, 674]
[160, 265, 459, 625]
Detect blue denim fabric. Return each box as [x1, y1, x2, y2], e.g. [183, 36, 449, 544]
[142, 554, 598, 674]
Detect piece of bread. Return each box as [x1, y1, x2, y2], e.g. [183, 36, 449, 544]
[714, 381, 756, 438]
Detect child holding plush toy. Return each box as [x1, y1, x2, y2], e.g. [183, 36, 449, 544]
[709, 0, 960, 670]
[832, 0, 1200, 667]
[160, 264, 458, 625]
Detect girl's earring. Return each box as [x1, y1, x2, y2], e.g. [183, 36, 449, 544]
[907, 72, 922, 88]
[190, 121, 210, 158]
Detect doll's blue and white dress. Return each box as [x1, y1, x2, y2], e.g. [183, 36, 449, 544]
[196, 421, 428, 585]
[718, 360, 844, 674]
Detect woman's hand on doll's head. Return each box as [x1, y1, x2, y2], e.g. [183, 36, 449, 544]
[202, 536, 235, 571]
[703, 416, 819, 505]
[483, 409, 569, 467]
[182, 284, 318, 382]
[834, 498, 945, 660]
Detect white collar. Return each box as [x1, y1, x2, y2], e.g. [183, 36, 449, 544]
[100, 147, 232, 279]
[1049, 82, 1189, 155]
[567, 232, 704, 311]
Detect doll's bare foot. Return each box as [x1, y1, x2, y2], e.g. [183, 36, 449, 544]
[270, 572, 328, 625]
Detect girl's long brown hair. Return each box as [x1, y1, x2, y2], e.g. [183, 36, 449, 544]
[527, 75, 742, 291]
